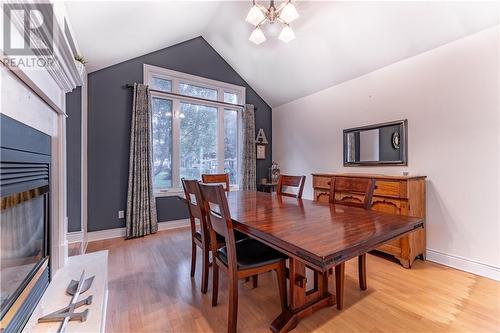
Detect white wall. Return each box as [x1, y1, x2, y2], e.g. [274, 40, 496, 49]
[273, 26, 500, 280]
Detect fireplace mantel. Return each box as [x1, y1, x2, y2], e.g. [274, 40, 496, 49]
[1, 1, 85, 278]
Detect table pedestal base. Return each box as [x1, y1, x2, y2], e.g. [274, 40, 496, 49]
[270, 258, 335, 333]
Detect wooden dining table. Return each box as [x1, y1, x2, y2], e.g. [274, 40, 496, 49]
[225, 190, 424, 332]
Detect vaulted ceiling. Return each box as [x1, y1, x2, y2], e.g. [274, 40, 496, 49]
[65, 1, 499, 107]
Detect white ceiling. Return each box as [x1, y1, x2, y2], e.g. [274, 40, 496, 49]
[65, 1, 499, 107]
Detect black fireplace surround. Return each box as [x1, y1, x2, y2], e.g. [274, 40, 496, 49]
[0, 114, 51, 333]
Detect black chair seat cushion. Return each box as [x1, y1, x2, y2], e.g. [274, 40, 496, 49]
[217, 238, 286, 270]
[194, 231, 224, 244]
[234, 231, 249, 241]
[194, 230, 247, 244]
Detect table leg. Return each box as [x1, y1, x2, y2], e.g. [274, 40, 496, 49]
[335, 263, 345, 310]
[270, 258, 335, 333]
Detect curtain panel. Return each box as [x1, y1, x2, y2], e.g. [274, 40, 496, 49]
[241, 104, 256, 191]
[126, 83, 158, 238]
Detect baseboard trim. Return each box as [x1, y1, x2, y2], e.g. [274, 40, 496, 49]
[87, 219, 190, 242]
[426, 249, 500, 281]
[87, 227, 126, 242]
[158, 218, 190, 231]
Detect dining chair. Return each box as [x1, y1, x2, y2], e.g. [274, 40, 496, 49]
[329, 176, 376, 310]
[182, 178, 248, 294]
[276, 175, 306, 198]
[202, 173, 230, 192]
[198, 183, 287, 333]
[182, 178, 225, 294]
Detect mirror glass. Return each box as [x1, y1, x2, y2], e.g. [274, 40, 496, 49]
[344, 120, 407, 166]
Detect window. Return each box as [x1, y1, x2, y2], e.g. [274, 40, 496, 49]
[179, 83, 218, 101]
[151, 98, 173, 190]
[224, 109, 238, 185]
[151, 77, 172, 92]
[144, 64, 245, 194]
[224, 92, 238, 105]
[179, 103, 218, 180]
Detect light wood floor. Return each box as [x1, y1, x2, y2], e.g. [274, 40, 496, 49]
[87, 228, 500, 333]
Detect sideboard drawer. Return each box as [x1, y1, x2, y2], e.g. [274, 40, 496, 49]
[374, 180, 405, 198]
[313, 176, 332, 189]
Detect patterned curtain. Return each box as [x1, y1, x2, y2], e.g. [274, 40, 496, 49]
[241, 104, 256, 191]
[126, 83, 158, 238]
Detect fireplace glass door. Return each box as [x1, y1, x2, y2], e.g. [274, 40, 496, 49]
[0, 185, 49, 314]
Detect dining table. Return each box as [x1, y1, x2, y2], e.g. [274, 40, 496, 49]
[225, 190, 424, 332]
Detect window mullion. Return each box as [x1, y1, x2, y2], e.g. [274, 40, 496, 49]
[172, 99, 181, 188]
[217, 106, 224, 174]
[237, 109, 242, 188]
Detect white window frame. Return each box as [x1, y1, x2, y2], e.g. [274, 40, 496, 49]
[144, 64, 246, 196]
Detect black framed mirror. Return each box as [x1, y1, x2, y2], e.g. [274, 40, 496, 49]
[343, 119, 408, 166]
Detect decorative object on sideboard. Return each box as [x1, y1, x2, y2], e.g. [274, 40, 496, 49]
[38, 270, 94, 332]
[256, 144, 266, 159]
[343, 119, 408, 166]
[245, 0, 299, 45]
[268, 161, 280, 183]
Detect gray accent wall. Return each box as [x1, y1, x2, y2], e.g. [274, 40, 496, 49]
[66, 87, 82, 232]
[88, 37, 272, 232]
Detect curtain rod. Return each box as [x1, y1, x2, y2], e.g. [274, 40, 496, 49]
[123, 83, 255, 110]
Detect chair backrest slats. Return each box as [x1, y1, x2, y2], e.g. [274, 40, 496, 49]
[198, 183, 238, 272]
[181, 178, 209, 241]
[329, 176, 376, 209]
[202, 173, 230, 192]
[277, 175, 306, 198]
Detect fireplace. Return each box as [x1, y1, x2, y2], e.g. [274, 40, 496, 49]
[0, 115, 51, 332]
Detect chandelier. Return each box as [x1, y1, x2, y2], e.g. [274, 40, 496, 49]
[245, 0, 299, 45]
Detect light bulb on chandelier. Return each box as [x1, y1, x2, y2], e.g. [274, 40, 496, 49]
[278, 24, 295, 43]
[245, 0, 299, 45]
[279, 2, 299, 24]
[245, 4, 266, 26]
[249, 26, 267, 45]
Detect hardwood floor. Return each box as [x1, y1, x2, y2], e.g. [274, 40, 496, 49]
[86, 228, 500, 333]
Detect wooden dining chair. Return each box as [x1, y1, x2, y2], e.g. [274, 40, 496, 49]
[329, 176, 376, 310]
[182, 178, 226, 294]
[276, 175, 306, 198]
[198, 183, 287, 333]
[202, 173, 230, 192]
[183, 178, 250, 294]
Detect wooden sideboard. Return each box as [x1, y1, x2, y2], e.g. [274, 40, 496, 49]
[312, 173, 426, 268]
